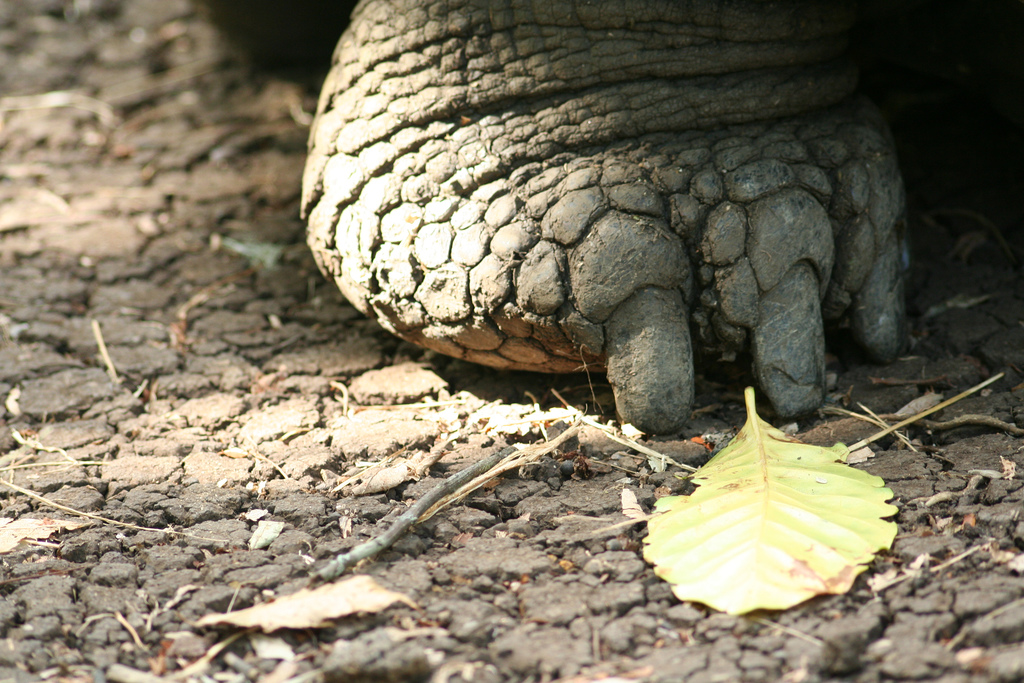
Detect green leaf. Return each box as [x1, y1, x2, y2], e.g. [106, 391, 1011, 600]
[643, 387, 897, 614]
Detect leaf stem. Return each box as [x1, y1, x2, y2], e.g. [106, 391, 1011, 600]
[743, 386, 757, 418]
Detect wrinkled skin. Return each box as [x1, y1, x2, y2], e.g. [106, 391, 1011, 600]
[301, 0, 907, 433]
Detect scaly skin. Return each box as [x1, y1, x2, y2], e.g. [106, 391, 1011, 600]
[301, 0, 906, 433]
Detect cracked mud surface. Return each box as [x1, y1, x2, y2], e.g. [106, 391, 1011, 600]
[2, 2, 1024, 682]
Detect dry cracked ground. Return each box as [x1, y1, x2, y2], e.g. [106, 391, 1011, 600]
[2, 2, 1024, 682]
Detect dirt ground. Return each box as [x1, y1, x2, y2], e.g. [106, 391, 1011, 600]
[2, 2, 1024, 682]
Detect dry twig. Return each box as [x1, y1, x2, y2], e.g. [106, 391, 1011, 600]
[868, 375, 948, 387]
[917, 414, 1024, 436]
[0, 478, 227, 543]
[316, 423, 581, 581]
[423, 422, 582, 519]
[0, 91, 117, 126]
[172, 268, 255, 347]
[848, 373, 1004, 451]
[580, 416, 696, 472]
[927, 207, 1018, 267]
[856, 403, 917, 451]
[91, 319, 120, 384]
[113, 611, 145, 650]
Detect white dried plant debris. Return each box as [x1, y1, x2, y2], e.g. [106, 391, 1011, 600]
[1001, 456, 1016, 480]
[249, 633, 296, 661]
[5, 387, 21, 417]
[336, 450, 443, 496]
[245, 509, 270, 522]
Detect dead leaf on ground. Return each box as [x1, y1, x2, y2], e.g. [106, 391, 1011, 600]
[248, 520, 284, 550]
[195, 575, 416, 631]
[868, 553, 931, 593]
[220, 446, 251, 459]
[894, 392, 943, 418]
[1001, 456, 1016, 480]
[866, 567, 903, 593]
[0, 517, 89, 552]
[334, 451, 442, 495]
[621, 489, 645, 521]
[249, 633, 296, 661]
[847, 446, 875, 464]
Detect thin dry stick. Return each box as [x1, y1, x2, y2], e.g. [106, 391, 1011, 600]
[351, 398, 471, 412]
[91, 319, 120, 384]
[550, 387, 573, 409]
[928, 207, 1019, 267]
[102, 56, 223, 108]
[873, 544, 983, 595]
[1, 461, 105, 472]
[146, 585, 199, 634]
[483, 406, 582, 432]
[239, 440, 292, 481]
[329, 380, 352, 416]
[580, 416, 696, 472]
[6, 431, 105, 473]
[0, 91, 117, 126]
[947, 595, 1024, 650]
[113, 611, 145, 650]
[331, 446, 408, 493]
[585, 514, 659, 538]
[918, 414, 1024, 437]
[169, 630, 250, 681]
[848, 373, 1004, 451]
[751, 616, 823, 645]
[856, 402, 917, 451]
[824, 404, 885, 425]
[315, 444, 517, 581]
[421, 423, 583, 520]
[826, 407, 1024, 439]
[175, 268, 256, 327]
[11, 428, 80, 463]
[868, 375, 948, 387]
[0, 479, 227, 543]
[317, 423, 581, 581]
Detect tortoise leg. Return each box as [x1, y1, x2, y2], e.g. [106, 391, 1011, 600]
[605, 287, 694, 434]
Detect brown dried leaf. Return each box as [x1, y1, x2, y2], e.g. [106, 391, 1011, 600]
[847, 446, 874, 464]
[340, 451, 443, 496]
[894, 392, 943, 418]
[195, 575, 416, 631]
[620, 488, 645, 520]
[0, 517, 89, 553]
